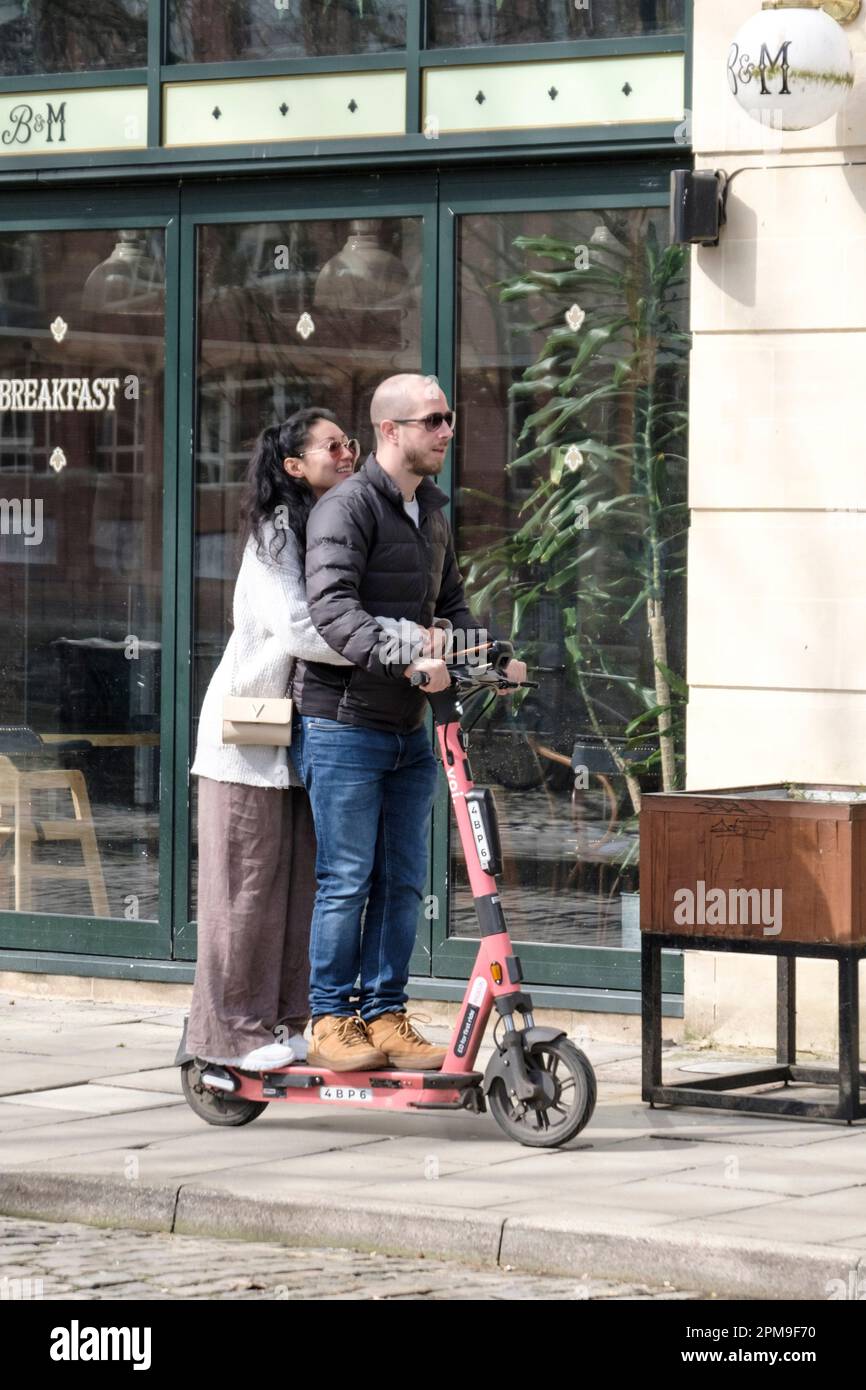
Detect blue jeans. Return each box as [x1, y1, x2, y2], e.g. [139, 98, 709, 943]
[296, 716, 439, 1022]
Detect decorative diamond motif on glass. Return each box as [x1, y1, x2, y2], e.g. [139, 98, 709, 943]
[564, 445, 584, 473]
[49, 447, 67, 474]
[622, 83, 633, 97]
[212, 106, 222, 119]
[50, 316, 68, 343]
[565, 303, 586, 332]
[347, 99, 358, 113]
[296, 311, 315, 340]
[475, 90, 486, 105]
[279, 102, 289, 116]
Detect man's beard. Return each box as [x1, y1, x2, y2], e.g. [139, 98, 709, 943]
[404, 445, 444, 476]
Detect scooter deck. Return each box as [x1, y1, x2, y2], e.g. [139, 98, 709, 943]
[235, 1066, 483, 1087]
[224, 1064, 484, 1109]
[254, 1065, 481, 1081]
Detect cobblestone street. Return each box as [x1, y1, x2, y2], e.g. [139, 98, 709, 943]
[1, 1217, 700, 1301]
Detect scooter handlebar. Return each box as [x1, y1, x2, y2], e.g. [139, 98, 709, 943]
[410, 667, 538, 693]
[410, 639, 516, 687]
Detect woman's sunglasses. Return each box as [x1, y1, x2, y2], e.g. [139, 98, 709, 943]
[298, 437, 361, 461]
[391, 412, 455, 433]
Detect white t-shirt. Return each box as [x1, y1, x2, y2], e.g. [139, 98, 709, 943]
[403, 496, 420, 527]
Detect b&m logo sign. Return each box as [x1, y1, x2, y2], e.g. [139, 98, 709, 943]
[0, 88, 148, 157]
[2, 100, 67, 146]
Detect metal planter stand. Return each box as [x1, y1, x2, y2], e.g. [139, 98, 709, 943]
[642, 933, 866, 1123]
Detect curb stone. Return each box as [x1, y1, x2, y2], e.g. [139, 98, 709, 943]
[2, 1170, 862, 1299]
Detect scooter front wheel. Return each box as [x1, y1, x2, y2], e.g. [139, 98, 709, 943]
[181, 1060, 268, 1127]
[488, 1038, 597, 1148]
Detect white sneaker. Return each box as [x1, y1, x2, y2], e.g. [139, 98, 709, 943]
[201, 1035, 309, 1070]
[238, 1038, 306, 1070]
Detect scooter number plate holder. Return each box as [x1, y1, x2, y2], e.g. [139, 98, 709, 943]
[319, 1085, 373, 1102]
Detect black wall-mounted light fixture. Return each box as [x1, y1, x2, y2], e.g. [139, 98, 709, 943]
[670, 170, 729, 248]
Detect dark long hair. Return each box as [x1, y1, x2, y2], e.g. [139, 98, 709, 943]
[239, 407, 337, 562]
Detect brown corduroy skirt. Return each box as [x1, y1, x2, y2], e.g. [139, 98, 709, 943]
[186, 777, 317, 1060]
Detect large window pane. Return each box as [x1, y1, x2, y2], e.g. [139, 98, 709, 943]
[428, 0, 685, 49]
[451, 206, 688, 950]
[189, 214, 422, 916]
[169, 0, 406, 64]
[0, 228, 165, 922]
[0, 1, 148, 76]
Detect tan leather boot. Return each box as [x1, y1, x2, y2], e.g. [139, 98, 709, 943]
[308, 1014, 387, 1072]
[365, 1012, 447, 1070]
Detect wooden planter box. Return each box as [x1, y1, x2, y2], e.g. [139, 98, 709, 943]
[640, 786, 866, 946]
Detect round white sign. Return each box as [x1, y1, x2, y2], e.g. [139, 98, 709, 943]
[728, 6, 854, 131]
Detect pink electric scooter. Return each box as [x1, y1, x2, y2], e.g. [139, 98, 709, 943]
[177, 644, 596, 1148]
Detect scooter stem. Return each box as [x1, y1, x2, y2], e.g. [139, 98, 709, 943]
[429, 686, 544, 1094]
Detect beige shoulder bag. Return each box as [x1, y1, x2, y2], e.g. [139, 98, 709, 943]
[222, 660, 295, 748]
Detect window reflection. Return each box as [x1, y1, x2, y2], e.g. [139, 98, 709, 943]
[169, 0, 406, 64]
[451, 207, 688, 950]
[189, 215, 422, 915]
[0, 230, 164, 921]
[0, 0, 148, 76]
[428, 0, 685, 49]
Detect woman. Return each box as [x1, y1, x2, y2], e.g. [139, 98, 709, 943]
[187, 408, 359, 1069]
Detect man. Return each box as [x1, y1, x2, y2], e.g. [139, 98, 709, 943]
[295, 373, 526, 1072]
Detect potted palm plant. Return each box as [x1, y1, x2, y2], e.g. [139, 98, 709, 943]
[460, 210, 690, 938]
[464, 210, 689, 809]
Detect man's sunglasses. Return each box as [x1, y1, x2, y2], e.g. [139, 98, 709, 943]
[298, 437, 360, 461]
[391, 412, 455, 433]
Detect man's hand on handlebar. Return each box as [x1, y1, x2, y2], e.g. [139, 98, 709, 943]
[404, 657, 452, 692]
[497, 657, 528, 693]
[407, 642, 533, 694]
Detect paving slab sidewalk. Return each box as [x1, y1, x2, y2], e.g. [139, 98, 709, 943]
[1, 993, 865, 1301]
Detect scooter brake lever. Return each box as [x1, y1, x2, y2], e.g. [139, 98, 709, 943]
[487, 639, 515, 672]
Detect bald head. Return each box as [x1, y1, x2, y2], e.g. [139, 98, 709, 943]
[371, 374, 435, 443]
[369, 371, 453, 495]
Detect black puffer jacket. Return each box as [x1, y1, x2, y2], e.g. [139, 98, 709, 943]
[296, 453, 477, 732]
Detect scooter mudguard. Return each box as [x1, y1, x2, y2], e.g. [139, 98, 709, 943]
[481, 1025, 567, 1095]
[174, 1015, 193, 1067]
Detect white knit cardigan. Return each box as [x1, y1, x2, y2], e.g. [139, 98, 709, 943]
[191, 520, 351, 789]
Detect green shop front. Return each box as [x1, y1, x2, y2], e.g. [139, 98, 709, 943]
[0, 1, 689, 1017]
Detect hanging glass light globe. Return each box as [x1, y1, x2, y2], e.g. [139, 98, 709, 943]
[728, 2, 856, 132]
[81, 231, 164, 314]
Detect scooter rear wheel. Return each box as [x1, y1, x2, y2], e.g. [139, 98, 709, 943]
[488, 1038, 597, 1148]
[181, 1059, 268, 1127]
